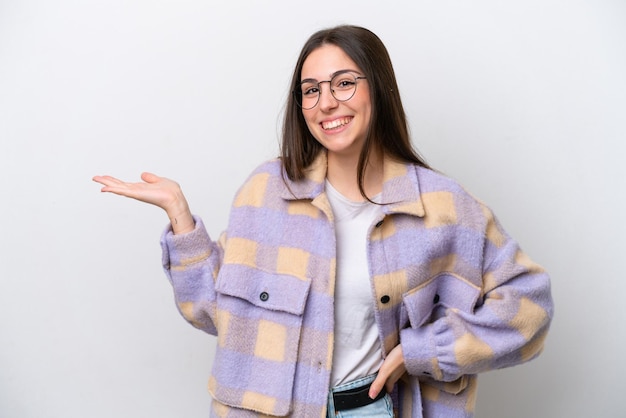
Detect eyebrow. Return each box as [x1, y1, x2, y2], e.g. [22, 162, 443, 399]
[300, 69, 363, 84]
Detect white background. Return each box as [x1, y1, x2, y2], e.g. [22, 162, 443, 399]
[1, 0, 625, 417]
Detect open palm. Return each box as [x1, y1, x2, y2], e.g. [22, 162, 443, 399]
[93, 172, 194, 234]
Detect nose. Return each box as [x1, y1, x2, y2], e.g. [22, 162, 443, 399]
[317, 81, 338, 111]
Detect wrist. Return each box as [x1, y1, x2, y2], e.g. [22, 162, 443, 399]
[166, 201, 194, 234]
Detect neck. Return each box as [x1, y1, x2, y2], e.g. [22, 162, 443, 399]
[326, 150, 383, 202]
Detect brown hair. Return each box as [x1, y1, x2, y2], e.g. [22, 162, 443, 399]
[281, 25, 429, 198]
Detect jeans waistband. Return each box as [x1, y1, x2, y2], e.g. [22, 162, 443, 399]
[330, 374, 386, 412]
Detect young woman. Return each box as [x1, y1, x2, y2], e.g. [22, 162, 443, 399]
[94, 25, 553, 418]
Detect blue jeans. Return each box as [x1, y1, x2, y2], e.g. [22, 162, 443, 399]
[327, 374, 394, 417]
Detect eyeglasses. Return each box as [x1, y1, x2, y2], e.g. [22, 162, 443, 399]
[294, 71, 367, 110]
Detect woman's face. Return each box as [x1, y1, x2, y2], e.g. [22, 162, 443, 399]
[300, 44, 372, 160]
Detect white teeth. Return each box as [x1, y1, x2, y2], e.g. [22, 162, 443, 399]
[322, 117, 351, 130]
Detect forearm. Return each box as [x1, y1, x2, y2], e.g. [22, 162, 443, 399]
[400, 251, 553, 382]
[161, 216, 224, 335]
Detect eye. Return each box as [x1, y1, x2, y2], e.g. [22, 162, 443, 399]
[332, 77, 356, 90]
[304, 87, 319, 96]
[301, 84, 319, 96]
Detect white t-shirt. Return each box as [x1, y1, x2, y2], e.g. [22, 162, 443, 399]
[325, 180, 384, 387]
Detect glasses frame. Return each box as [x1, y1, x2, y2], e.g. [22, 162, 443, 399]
[294, 71, 367, 110]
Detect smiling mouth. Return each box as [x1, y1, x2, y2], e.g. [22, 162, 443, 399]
[321, 117, 352, 131]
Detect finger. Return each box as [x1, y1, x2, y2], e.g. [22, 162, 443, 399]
[385, 378, 396, 394]
[93, 175, 124, 187]
[368, 373, 386, 399]
[92, 176, 136, 196]
[141, 172, 161, 183]
[92, 175, 110, 185]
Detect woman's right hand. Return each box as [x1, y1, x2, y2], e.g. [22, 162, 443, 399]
[92, 172, 195, 234]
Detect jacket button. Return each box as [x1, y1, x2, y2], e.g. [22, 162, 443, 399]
[433, 294, 440, 304]
[375, 220, 384, 228]
[259, 292, 269, 302]
[380, 295, 390, 304]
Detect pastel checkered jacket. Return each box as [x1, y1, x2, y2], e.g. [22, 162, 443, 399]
[160, 152, 553, 417]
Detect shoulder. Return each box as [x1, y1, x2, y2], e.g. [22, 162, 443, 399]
[415, 166, 469, 196]
[231, 158, 287, 207]
[414, 165, 493, 226]
[235, 158, 285, 187]
[245, 158, 284, 179]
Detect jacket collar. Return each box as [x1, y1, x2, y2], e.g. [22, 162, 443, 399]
[279, 152, 425, 218]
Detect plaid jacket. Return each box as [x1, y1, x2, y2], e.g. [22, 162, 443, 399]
[160, 153, 553, 417]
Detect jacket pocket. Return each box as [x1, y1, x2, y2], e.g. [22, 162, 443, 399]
[402, 272, 481, 329]
[209, 264, 311, 416]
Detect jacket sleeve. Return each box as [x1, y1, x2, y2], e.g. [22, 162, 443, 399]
[400, 206, 554, 382]
[160, 216, 225, 336]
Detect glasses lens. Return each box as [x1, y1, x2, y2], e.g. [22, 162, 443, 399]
[297, 81, 320, 110]
[330, 73, 358, 102]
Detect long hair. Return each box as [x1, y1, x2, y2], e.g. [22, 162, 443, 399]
[281, 25, 429, 198]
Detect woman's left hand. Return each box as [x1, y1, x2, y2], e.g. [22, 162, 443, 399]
[369, 344, 406, 399]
